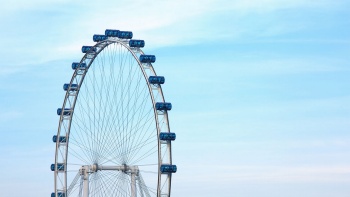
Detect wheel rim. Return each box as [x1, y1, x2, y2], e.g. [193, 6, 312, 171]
[54, 34, 173, 197]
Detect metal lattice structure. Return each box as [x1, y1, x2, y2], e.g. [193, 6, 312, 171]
[52, 29, 176, 197]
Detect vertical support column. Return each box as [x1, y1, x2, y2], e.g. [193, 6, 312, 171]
[138, 176, 144, 197]
[82, 166, 89, 197]
[131, 172, 137, 197]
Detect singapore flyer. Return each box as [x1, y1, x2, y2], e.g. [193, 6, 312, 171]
[51, 29, 176, 197]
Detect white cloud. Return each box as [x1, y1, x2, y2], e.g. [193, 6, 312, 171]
[224, 58, 350, 77]
[228, 0, 337, 12]
[0, 0, 69, 16]
[175, 164, 350, 183]
[0, 0, 347, 69]
[0, 111, 23, 122]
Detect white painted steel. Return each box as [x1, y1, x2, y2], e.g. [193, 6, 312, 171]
[82, 166, 89, 197]
[54, 35, 173, 197]
[131, 172, 136, 197]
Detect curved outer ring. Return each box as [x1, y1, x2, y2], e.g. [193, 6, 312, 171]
[54, 38, 172, 197]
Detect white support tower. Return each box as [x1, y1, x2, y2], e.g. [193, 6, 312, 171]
[78, 164, 146, 197]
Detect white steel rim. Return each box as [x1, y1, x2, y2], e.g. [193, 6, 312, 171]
[54, 38, 173, 197]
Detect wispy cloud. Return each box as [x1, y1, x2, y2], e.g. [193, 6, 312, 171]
[0, 111, 23, 122]
[175, 164, 350, 183]
[227, 58, 350, 76]
[0, 0, 348, 71]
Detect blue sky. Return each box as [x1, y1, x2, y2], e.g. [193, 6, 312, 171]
[0, 0, 350, 196]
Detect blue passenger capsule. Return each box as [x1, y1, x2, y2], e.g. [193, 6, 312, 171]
[129, 40, 145, 48]
[57, 108, 72, 116]
[72, 62, 87, 70]
[51, 192, 65, 197]
[93, 34, 108, 42]
[51, 163, 65, 171]
[52, 135, 67, 143]
[149, 76, 165, 85]
[160, 164, 177, 173]
[63, 84, 78, 91]
[82, 46, 96, 53]
[159, 132, 176, 141]
[156, 102, 172, 111]
[118, 31, 133, 39]
[139, 55, 156, 63]
[105, 29, 119, 37]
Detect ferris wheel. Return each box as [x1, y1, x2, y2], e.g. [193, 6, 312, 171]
[51, 29, 176, 197]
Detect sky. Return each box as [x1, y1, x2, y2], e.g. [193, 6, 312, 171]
[0, 0, 350, 196]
